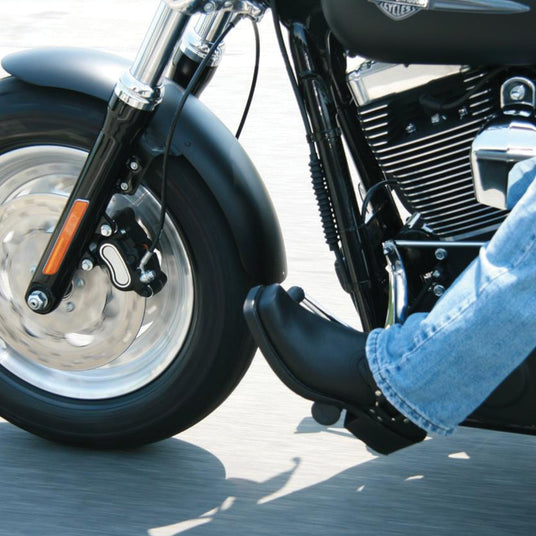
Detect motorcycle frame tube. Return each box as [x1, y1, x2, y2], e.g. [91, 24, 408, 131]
[288, 23, 379, 330]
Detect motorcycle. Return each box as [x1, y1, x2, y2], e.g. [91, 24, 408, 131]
[0, 0, 534, 454]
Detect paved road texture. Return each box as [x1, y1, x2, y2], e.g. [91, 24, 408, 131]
[0, 2, 535, 535]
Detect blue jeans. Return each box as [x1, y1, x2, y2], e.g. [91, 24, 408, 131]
[366, 158, 536, 435]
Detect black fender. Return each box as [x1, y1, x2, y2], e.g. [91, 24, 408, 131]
[2, 47, 286, 283]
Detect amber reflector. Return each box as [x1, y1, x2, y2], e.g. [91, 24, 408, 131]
[43, 199, 89, 276]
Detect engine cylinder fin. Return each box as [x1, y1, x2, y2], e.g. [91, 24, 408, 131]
[356, 66, 507, 239]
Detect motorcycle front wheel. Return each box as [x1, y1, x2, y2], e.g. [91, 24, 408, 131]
[0, 78, 256, 447]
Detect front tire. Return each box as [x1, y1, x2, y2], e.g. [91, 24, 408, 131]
[0, 78, 256, 447]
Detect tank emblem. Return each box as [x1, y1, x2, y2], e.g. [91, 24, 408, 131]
[370, 0, 528, 20]
[369, 0, 428, 20]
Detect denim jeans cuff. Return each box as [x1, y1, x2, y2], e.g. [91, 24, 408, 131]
[366, 329, 455, 436]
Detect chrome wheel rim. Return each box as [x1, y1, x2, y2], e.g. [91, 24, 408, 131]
[0, 146, 194, 399]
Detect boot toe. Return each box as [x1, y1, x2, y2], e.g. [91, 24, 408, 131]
[247, 284, 373, 410]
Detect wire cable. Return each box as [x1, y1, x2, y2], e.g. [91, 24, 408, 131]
[235, 19, 260, 139]
[147, 20, 237, 258]
[360, 179, 399, 224]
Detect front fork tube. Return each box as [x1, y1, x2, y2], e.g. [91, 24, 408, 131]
[26, 96, 151, 314]
[288, 24, 378, 330]
[25, 0, 195, 314]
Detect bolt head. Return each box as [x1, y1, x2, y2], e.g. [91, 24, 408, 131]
[64, 301, 75, 313]
[81, 259, 94, 271]
[434, 248, 448, 261]
[100, 224, 112, 237]
[433, 284, 445, 297]
[405, 123, 416, 135]
[120, 182, 129, 191]
[129, 161, 140, 171]
[510, 84, 526, 102]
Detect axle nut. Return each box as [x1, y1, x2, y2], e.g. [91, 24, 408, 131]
[27, 290, 48, 312]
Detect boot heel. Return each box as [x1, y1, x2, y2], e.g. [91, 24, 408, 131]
[344, 410, 426, 455]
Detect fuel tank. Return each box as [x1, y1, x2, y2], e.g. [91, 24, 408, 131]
[321, 0, 536, 65]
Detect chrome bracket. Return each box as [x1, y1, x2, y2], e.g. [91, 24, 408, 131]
[114, 71, 163, 111]
[501, 77, 536, 116]
[383, 240, 409, 326]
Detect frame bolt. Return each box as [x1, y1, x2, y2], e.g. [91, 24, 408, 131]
[433, 284, 445, 297]
[27, 290, 48, 312]
[100, 224, 113, 237]
[120, 182, 129, 191]
[64, 301, 75, 313]
[129, 160, 140, 172]
[434, 248, 448, 261]
[81, 258, 94, 272]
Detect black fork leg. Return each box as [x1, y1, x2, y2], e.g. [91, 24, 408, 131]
[25, 96, 151, 314]
[25, 0, 194, 313]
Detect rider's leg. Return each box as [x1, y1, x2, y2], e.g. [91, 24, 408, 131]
[367, 157, 536, 434]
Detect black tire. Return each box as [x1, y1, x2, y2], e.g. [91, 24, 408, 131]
[0, 78, 256, 447]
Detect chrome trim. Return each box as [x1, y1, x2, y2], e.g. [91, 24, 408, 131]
[394, 240, 485, 248]
[176, 11, 233, 66]
[348, 62, 466, 106]
[383, 241, 409, 326]
[430, 0, 529, 13]
[471, 120, 536, 209]
[114, 71, 162, 111]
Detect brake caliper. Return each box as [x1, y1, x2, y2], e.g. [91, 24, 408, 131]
[96, 208, 167, 298]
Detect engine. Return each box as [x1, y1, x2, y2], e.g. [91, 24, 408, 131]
[348, 62, 536, 240]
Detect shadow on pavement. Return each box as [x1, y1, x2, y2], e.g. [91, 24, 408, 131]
[0, 422, 534, 535]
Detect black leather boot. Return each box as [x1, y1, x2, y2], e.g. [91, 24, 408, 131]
[244, 284, 426, 454]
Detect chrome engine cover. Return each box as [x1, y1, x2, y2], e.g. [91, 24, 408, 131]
[472, 120, 536, 209]
[351, 62, 511, 240]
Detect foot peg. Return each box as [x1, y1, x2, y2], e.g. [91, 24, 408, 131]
[311, 401, 342, 426]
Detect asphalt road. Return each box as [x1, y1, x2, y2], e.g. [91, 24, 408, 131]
[0, 2, 535, 535]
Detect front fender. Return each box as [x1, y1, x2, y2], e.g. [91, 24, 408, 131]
[2, 47, 286, 283]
